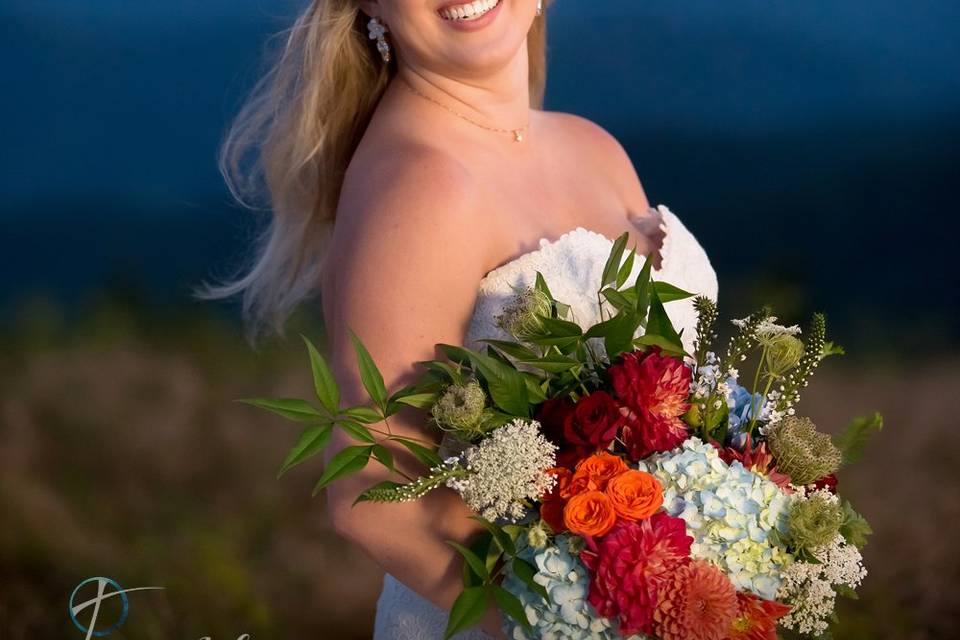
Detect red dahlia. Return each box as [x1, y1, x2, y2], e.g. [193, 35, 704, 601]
[608, 347, 692, 461]
[727, 592, 792, 640]
[581, 512, 692, 636]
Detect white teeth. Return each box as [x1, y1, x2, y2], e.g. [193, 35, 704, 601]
[438, 0, 499, 22]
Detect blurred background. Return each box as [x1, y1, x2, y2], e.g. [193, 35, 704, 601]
[1, 0, 958, 638]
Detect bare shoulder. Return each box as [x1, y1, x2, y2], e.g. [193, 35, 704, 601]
[322, 141, 491, 385]
[332, 141, 489, 278]
[539, 110, 651, 213]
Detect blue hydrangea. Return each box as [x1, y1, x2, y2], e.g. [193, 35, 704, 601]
[501, 534, 628, 640]
[638, 437, 795, 600]
[725, 377, 765, 445]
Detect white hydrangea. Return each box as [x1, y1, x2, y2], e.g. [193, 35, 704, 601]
[446, 418, 557, 522]
[777, 534, 866, 635]
[638, 437, 795, 600]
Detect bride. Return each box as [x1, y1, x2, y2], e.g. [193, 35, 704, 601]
[205, 0, 716, 637]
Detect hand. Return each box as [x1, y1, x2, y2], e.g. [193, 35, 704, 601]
[627, 205, 667, 270]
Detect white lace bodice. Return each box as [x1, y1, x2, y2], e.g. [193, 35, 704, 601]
[373, 204, 718, 640]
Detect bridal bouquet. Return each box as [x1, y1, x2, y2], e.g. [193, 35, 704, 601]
[245, 233, 881, 640]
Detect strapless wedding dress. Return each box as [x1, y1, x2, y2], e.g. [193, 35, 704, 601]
[373, 204, 719, 639]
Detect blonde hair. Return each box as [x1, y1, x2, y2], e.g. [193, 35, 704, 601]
[197, 0, 550, 342]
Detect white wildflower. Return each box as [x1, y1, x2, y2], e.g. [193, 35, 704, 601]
[777, 533, 866, 635]
[446, 418, 557, 522]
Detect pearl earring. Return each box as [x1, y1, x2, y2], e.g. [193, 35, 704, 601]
[536, 0, 543, 16]
[366, 16, 391, 63]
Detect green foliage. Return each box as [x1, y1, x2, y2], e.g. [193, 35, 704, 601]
[840, 499, 873, 549]
[833, 412, 884, 466]
[277, 424, 332, 477]
[302, 334, 339, 414]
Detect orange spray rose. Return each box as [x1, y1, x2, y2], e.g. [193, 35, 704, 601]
[563, 490, 618, 537]
[605, 470, 664, 521]
[568, 451, 630, 495]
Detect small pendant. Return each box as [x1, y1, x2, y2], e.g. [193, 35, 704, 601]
[513, 130, 523, 142]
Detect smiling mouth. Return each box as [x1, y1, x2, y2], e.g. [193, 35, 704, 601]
[437, 0, 501, 22]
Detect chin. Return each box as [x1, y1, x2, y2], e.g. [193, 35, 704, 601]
[403, 0, 532, 77]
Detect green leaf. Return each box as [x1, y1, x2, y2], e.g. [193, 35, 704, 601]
[534, 271, 554, 302]
[537, 316, 583, 337]
[338, 420, 377, 443]
[278, 424, 332, 477]
[600, 231, 629, 289]
[634, 333, 686, 357]
[515, 353, 581, 373]
[600, 287, 634, 312]
[833, 412, 883, 465]
[444, 587, 488, 640]
[438, 344, 529, 417]
[632, 252, 654, 316]
[511, 557, 549, 601]
[238, 397, 324, 422]
[840, 500, 873, 548]
[615, 247, 636, 289]
[653, 281, 694, 303]
[835, 584, 859, 600]
[447, 541, 490, 581]
[477, 339, 539, 361]
[371, 444, 395, 471]
[469, 516, 516, 556]
[390, 392, 439, 410]
[302, 334, 340, 414]
[312, 445, 372, 495]
[492, 586, 532, 632]
[520, 375, 549, 404]
[392, 437, 443, 469]
[644, 286, 684, 352]
[348, 329, 388, 411]
[343, 406, 383, 424]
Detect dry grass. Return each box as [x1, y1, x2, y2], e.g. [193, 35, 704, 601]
[0, 320, 956, 639]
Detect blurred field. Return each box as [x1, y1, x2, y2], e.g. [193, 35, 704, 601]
[1, 300, 957, 639]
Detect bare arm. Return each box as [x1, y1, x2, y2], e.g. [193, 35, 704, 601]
[320, 148, 506, 637]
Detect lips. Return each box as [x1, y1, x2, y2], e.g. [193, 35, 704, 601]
[437, 0, 501, 22]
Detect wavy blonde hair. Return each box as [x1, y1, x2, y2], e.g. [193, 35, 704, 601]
[198, 0, 550, 342]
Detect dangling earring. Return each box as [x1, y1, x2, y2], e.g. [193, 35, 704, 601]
[367, 16, 391, 63]
[536, 0, 543, 16]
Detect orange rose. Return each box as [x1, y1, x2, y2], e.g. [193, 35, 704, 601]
[568, 451, 630, 496]
[563, 490, 617, 537]
[605, 470, 664, 521]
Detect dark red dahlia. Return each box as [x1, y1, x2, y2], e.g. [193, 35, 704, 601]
[608, 347, 692, 461]
[580, 512, 693, 636]
[534, 395, 585, 467]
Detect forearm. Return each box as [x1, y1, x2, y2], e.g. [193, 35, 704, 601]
[325, 434, 506, 638]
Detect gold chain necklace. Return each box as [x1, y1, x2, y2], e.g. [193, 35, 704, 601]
[397, 75, 530, 142]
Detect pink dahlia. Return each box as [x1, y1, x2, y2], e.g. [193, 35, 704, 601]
[580, 512, 692, 636]
[714, 434, 793, 491]
[653, 559, 738, 640]
[608, 347, 692, 461]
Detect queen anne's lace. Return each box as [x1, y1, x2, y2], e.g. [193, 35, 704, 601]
[445, 419, 557, 522]
[776, 534, 866, 635]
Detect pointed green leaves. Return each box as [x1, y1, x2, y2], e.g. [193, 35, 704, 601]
[600, 230, 629, 289]
[278, 424, 333, 477]
[312, 445, 372, 495]
[444, 587, 488, 640]
[833, 413, 883, 466]
[302, 334, 339, 414]
[238, 397, 324, 422]
[644, 286, 684, 354]
[511, 557, 549, 601]
[492, 586, 532, 633]
[349, 329, 388, 412]
[448, 541, 490, 581]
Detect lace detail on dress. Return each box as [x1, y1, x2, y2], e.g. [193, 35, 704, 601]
[372, 204, 718, 640]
